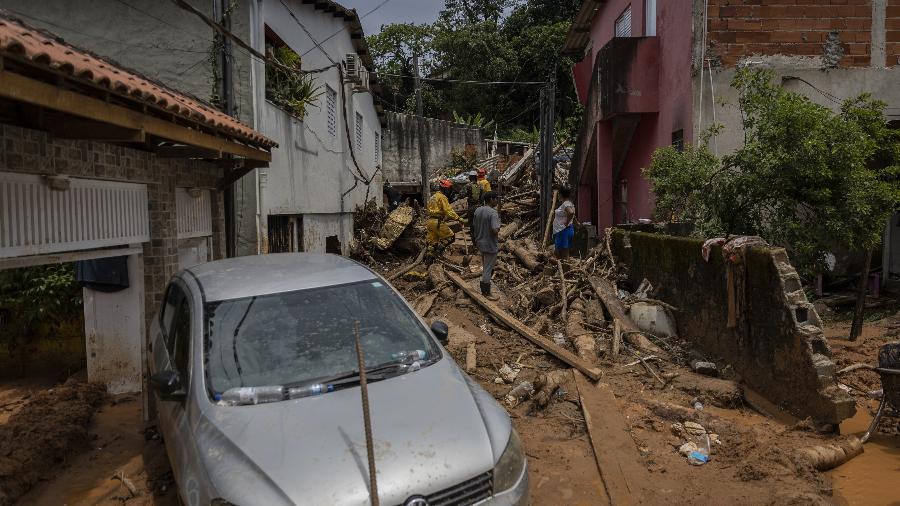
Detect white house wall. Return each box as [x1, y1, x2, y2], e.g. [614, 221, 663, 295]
[237, 0, 382, 255]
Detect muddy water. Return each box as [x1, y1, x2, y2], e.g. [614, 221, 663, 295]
[831, 401, 900, 506]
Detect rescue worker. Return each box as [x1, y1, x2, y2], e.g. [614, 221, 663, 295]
[476, 168, 492, 194]
[426, 179, 462, 261]
[472, 192, 501, 300]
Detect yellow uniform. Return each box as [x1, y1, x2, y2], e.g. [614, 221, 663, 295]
[477, 178, 491, 193]
[426, 191, 460, 253]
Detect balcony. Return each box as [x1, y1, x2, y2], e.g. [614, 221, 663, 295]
[595, 36, 659, 120]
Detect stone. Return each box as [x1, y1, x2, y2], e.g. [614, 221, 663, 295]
[690, 359, 719, 377]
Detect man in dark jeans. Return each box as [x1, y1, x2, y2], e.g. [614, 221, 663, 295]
[472, 192, 501, 300]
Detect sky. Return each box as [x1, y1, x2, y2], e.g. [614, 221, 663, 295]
[340, 0, 445, 35]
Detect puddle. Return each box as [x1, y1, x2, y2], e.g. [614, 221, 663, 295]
[831, 400, 900, 506]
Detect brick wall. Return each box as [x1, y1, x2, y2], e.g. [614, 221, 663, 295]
[707, 0, 877, 67]
[890, 0, 900, 64]
[0, 124, 226, 332]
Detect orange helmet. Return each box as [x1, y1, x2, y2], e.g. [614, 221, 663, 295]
[439, 179, 453, 189]
[477, 168, 486, 177]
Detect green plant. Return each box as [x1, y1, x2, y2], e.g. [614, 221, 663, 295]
[452, 111, 495, 130]
[0, 264, 83, 343]
[265, 46, 323, 119]
[645, 68, 900, 278]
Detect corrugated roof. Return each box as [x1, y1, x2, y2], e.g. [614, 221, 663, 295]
[562, 0, 606, 57]
[0, 11, 276, 150]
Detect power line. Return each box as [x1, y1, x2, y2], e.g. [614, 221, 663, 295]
[371, 70, 546, 86]
[279, 0, 337, 65]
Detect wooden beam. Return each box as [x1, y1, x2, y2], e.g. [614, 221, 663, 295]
[588, 277, 666, 355]
[49, 121, 145, 142]
[447, 272, 603, 381]
[0, 71, 271, 162]
[155, 145, 221, 159]
[574, 370, 647, 505]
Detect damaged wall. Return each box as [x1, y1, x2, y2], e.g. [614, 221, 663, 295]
[382, 111, 484, 184]
[611, 230, 856, 424]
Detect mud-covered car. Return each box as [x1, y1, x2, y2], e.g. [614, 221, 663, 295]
[148, 253, 528, 505]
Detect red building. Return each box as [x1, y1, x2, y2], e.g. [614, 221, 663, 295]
[564, 0, 900, 240]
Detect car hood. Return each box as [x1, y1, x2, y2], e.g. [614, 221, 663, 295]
[195, 358, 507, 506]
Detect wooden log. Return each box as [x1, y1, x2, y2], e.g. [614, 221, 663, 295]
[795, 437, 864, 471]
[448, 272, 603, 381]
[427, 263, 448, 289]
[504, 240, 543, 273]
[533, 286, 557, 308]
[567, 301, 597, 363]
[386, 248, 426, 282]
[589, 277, 665, 355]
[413, 293, 438, 317]
[533, 369, 570, 409]
[542, 190, 559, 247]
[557, 259, 568, 321]
[610, 320, 622, 357]
[498, 218, 523, 242]
[574, 371, 648, 505]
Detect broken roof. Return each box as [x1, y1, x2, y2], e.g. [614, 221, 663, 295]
[562, 0, 606, 57]
[0, 11, 276, 151]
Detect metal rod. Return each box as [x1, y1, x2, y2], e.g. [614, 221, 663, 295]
[355, 321, 379, 506]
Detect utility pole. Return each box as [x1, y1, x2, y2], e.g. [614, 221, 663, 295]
[413, 51, 429, 204]
[538, 75, 556, 235]
[215, 0, 237, 257]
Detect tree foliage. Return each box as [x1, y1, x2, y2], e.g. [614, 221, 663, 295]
[367, 0, 581, 139]
[0, 264, 83, 341]
[646, 68, 900, 276]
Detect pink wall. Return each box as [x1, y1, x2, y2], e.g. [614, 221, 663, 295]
[573, 0, 694, 228]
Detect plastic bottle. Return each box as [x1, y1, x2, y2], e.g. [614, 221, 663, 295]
[220, 386, 284, 405]
[687, 434, 711, 465]
[288, 383, 335, 399]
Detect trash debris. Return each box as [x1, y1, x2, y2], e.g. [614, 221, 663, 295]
[629, 302, 677, 338]
[690, 359, 718, 377]
[497, 364, 520, 384]
[505, 381, 535, 408]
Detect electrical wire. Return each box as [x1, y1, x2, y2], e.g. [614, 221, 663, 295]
[370, 70, 546, 86]
[782, 76, 844, 105]
[279, 0, 337, 65]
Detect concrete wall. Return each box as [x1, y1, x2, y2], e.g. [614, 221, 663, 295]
[611, 229, 856, 424]
[0, 0, 255, 125]
[382, 111, 485, 185]
[234, 0, 383, 256]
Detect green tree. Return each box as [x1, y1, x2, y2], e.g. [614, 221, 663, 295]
[0, 264, 83, 343]
[646, 68, 900, 337]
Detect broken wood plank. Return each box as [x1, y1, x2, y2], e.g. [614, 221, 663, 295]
[610, 320, 622, 357]
[386, 249, 426, 282]
[448, 272, 603, 381]
[566, 301, 596, 363]
[541, 190, 559, 247]
[413, 293, 438, 317]
[465, 342, 477, 373]
[589, 277, 665, 356]
[557, 259, 568, 321]
[574, 370, 647, 505]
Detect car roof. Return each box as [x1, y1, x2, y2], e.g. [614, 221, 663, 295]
[184, 253, 379, 302]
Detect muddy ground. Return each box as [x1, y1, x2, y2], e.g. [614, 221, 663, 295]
[2, 286, 898, 505]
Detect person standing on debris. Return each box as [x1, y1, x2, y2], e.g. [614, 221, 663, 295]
[477, 168, 492, 193]
[552, 187, 576, 260]
[465, 171, 483, 228]
[384, 181, 402, 211]
[426, 179, 462, 260]
[473, 191, 501, 300]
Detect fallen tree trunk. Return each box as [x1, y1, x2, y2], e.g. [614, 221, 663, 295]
[567, 301, 597, 363]
[448, 272, 602, 381]
[533, 369, 570, 409]
[504, 240, 543, 273]
[589, 277, 665, 355]
[498, 218, 523, 242]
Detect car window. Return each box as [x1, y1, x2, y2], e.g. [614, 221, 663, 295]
[161, 283, 186, 357]
[204, 280, 440, 396]
[172, 298, 192, 379]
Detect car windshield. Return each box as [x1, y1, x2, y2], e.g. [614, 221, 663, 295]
[204, 280, 439, 398]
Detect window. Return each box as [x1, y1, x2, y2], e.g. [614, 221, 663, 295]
[672, 129, 684, 152]
[171, 299, 191, 377]
[374, 131, 380, 166]
[161, 284, 186, 357]
[615, 5, 632, 38]
[645, 0, 656, 36]
[264, 25, 314, 118]
[355, 112, 363, 150]
[326, 85, 337, 137]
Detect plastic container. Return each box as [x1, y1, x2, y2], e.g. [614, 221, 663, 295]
[220, 386, 284, 406]
[288, 383, 335, 399]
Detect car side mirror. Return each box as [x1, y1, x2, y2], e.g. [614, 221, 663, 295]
[150, 370, 186, 402]
[431, 320, 449, 346]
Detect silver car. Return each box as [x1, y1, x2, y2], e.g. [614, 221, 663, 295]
[148, 253, 528, 506]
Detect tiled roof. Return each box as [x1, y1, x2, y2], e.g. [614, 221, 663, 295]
[0, 12, 276, 150]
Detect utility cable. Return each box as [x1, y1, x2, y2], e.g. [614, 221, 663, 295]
[279, 0, 337, 65]
[371, 70, 546, 86]
[299, 0, 395, 59]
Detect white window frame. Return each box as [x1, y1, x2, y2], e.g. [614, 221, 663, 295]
[645, 0, 656, 36]
[326, 85, 337, 137]
[615, 5, 632, 38]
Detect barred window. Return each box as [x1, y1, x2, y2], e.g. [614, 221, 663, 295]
[355, 112, 363, 149]
[326, 85, 337, 137]
[374, 131, 380, 165]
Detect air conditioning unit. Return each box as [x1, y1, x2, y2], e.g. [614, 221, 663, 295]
[344, 53, 362, 84]
[354, 69, 370, 92]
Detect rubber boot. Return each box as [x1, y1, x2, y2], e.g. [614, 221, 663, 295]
[480, 281, 499, 301]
